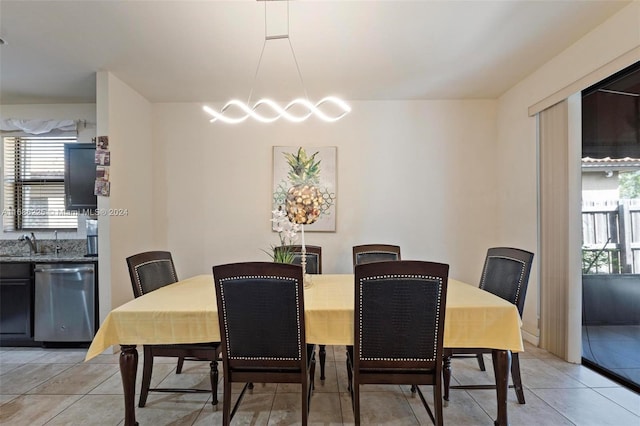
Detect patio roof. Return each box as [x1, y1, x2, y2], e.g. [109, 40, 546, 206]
[582, 157, 640, 171]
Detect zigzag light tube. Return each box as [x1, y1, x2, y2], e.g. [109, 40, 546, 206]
[203, 96, 351, 124]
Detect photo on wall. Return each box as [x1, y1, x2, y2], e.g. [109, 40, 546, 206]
[96, 135, 109, 150]
[96, 166, 109, 181]
[95, 150, 110, 166]
[94, 180, 110, 197]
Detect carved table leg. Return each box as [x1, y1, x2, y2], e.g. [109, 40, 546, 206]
[443, 353, 452, 401]
[491, 349, 512, 426]
[120, 345, 139, 426]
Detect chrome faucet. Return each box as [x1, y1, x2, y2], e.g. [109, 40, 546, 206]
[54, 230, 62, 256]
[19, 232, 38, 254]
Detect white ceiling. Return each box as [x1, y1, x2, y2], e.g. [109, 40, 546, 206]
[0, 0, 631, 105]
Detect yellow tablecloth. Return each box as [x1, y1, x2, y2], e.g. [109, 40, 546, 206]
[86, 274, 523, 361]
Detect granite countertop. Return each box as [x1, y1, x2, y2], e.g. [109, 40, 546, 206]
[0, 254, 98, 263]
[0, 239, 97, 263]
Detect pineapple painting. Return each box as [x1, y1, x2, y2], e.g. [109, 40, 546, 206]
[285, 148, 324, 225]
[272, 146, 336, 231]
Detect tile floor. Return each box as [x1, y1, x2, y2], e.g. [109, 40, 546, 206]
[1, 342, 639, 425]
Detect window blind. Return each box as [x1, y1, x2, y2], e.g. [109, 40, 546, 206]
[3, 136, 78, 230]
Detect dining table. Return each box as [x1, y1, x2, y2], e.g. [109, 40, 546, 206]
[86, 273, 524, 426]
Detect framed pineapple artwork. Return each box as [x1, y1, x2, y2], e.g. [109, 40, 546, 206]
[272, 146, 337, 232]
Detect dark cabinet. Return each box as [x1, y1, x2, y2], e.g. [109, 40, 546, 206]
[0, 263, 34, 346]
[64, 143, 97, 212]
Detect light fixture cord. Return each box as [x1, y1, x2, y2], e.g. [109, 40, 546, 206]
[246, 38, 268, 106]
[286, 0, 309, 101]
[287, 35, 310, 102]
[247, 0, 309, 106]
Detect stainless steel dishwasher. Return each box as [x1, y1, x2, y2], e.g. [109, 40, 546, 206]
[34, 263, 96, 342]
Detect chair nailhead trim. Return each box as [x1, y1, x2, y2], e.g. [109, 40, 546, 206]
[219, 275, 302, 361]
[358, 274, 442, 362]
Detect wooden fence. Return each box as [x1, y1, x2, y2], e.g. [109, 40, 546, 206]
[582, 199, 640, 274]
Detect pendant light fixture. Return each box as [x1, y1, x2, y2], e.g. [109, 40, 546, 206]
[203, 0, 350, 124]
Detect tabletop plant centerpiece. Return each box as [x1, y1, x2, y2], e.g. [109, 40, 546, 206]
[265, 208, 300, 264]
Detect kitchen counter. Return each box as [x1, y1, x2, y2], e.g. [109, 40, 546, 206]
[0, 239, 93, 263]
[0, 254, 98, 263]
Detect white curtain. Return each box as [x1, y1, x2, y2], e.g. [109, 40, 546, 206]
[0, 118, 77, 135]
[539, 100, 569, 359]
[538, 96, 583, 363]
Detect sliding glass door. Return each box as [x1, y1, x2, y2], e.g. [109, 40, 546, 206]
[581, 62, 640, 392]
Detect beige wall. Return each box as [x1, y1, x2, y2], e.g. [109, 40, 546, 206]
[497, 1, 640, 345]
[97, 72, 155, 318]
[153, 100, 499, 284]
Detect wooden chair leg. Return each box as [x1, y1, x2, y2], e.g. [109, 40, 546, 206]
[308, 358, 316, 404]
[176, 356, 185, 374]
[222, 377, 232, 426]
[139, 346, 153, 408]
[476, 353, 486, 371]
[434, 379, 443, 426]
[310, 353, 316, 393]
[346, 351, 354, 411]
[346, 347, 353, 392]
[511, 353, 526, 404]
[353, 381, 361, 426]
[302, 378, 309, 426]
[319, 344, 326, 380]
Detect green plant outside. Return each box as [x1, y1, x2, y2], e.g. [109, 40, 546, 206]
[619, 170, 640, 199]
[582, 248, 621, 274]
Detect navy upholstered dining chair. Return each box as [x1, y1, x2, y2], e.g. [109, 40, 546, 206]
[443, 247, 534, 404]
[212, 262, 316, 426]
[126, 251, 221, 407]
[350, 244, 403, 389]
[347, 260, 449, 425]
[352, 244, 401, 266]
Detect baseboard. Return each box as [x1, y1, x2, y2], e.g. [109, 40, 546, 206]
[521, 329, 539, 346]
